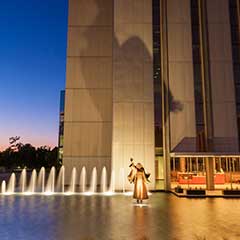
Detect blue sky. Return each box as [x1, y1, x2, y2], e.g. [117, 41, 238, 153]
[0, 0, 68, 149]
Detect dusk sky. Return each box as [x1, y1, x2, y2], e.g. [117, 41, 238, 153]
[0, 0, 68, 150]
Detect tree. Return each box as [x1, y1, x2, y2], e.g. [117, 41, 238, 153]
[0, 139, 60, 170]
[9, 136, 21, 152]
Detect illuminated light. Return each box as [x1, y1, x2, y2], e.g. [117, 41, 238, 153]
[44, 191, 54, 196]
[102, 191, 115, 196]
[134, 203, 149, 208]
[23, 192, 34, 196]
[123, 192, 133, 196]
[83, 192, 94, 196]
[64, 192, 73, 196]
[3, 192, 13, 196]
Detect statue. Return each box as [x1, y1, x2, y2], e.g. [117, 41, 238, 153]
[128, 158, 150, 203]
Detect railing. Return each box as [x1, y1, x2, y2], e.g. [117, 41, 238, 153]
[170, 154, 240, 190]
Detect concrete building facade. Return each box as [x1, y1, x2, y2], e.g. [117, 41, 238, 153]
[63, 0, 240, 191]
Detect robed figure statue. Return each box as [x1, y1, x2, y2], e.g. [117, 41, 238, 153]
[128, 158, 150, 203]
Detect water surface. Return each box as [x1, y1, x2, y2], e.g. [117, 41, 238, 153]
[0, 193, 239, 240]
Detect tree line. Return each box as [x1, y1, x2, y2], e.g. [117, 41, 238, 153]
[0, 137, 60, 170]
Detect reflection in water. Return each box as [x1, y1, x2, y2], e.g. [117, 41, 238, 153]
[133, 205, 150, 240]
[0, 193, 239, 239]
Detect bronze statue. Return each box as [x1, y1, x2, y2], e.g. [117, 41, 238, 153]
[128, 158, 150, 203]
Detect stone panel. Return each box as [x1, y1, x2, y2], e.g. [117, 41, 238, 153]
[144, 103, 155, 145]
[113, 103, 154, 145]
[115, 0, 152, 24]
[68, 0, 112, 26]
[207, 0, 230, 24]
[212, 103, 238, 137]
[112, 103, 124, 144]
[114, 24, 144, 61]
[133, 103, 144, 145]
[168, 23, 193, 62]
[167, 0, 191, 24]
[169, 62, 195, 101]
[68, 26, 112, 57]
[113, 62, 144, 102]
[143, 62, 154, 101]
[143, 24, 153, 61]
[122, 104, 134, 145]
[114, 24, 152, 62]
[143, 0, 152, 23]
[66, 57, 112, 89]
[65, 89, 112, 122]
[64, 122, 112, 157]
[208, 24, 232, 61]
[210, 62, 235, 103]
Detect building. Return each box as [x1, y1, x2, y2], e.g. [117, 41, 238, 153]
[58, 90, 65, 163]
[63, 0, 240, 191]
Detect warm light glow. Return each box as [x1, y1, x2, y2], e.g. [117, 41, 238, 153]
[3, 192, 13, 195]
[102, 191, 115, 196]
[64, 192, 73, 196]
[44, 191, 54, 196]
[134, 203, 149, 208]
[83, 192, 94, 196]
[23, 192, 34, 196]
[123, 192, 133, 196]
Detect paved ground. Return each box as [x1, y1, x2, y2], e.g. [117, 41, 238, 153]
[0, 193, 239, 240]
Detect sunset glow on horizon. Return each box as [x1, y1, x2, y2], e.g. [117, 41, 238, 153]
[0, 0, 68, 151]
[0, 137, 57, 152]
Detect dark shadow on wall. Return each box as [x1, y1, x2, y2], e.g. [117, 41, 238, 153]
[74, 0, 183, 178]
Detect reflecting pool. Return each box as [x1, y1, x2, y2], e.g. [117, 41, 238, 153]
[0, 193, 239, 240]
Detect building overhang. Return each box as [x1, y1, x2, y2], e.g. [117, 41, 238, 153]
[170, 152, 240, 158]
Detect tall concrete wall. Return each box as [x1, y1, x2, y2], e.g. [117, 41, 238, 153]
[206, 0, 238, 152]
[112, 0, 155, 190]
[64, 0, 155, 189]
[167, 0, 197, 152]
[63, 0, 113, 182]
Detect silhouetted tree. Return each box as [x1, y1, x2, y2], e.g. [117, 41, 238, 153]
[0, 142, 60, 170]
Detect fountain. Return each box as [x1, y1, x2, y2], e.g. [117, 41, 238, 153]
[38, 167, 45, 192]
[101, 167, 107, 193]
[69, 167, 77, 193]
[45, 167, 55, 193]
[1, 180, 6, 194]
[80, 166, 86, 193]
[90, 167, 97, 193]
[28, 169, 37, 193]
[7, 173, 16, 193]
[0, 165, 131, 196]
[19, 168, 27, 193]
[56, 166, 65, 193]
